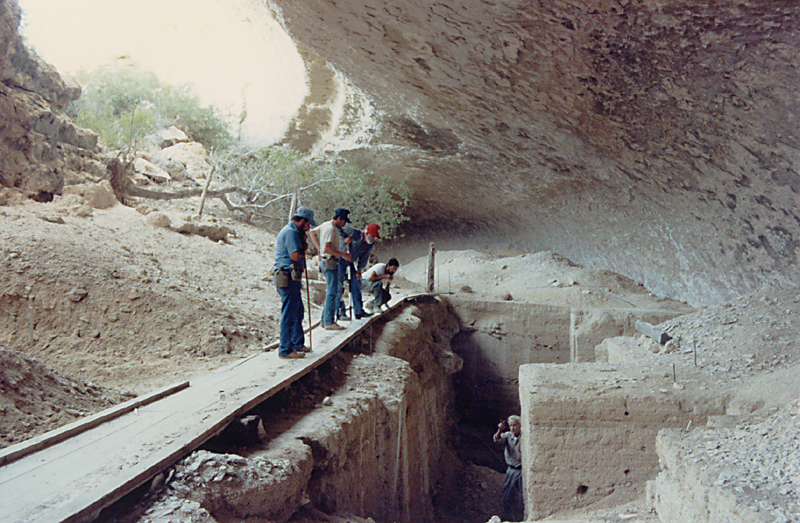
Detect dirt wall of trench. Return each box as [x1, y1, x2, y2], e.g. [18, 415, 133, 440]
[519, 363, 728, 520]
[447, 297, 687, 415]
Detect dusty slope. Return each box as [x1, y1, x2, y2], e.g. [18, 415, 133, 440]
[0, 193, 282, 396]
[0, 188, 402, 449]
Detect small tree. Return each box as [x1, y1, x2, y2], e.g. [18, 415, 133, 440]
[68, 63, 233, 151]
[213, 147, 409, 238]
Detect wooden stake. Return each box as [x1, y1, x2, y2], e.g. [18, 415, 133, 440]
[426, 242, 436, 293]
[305, 257, 313, 351]
[196, 166, 215, 217]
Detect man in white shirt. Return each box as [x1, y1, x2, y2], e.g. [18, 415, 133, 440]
[362, 258, 399, 312]
[309, 208, 352, 330]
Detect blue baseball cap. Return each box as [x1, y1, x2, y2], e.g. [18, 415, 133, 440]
[334, 208, 351, 223]
[293, 206, 317, 226]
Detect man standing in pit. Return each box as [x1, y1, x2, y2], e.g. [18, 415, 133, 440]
[336, 222, 382, 320]
[494, 415, 524, 521]
[309, 208, 352, 330]
[273, 206, 316, 359]
[362, 257, 399, 312]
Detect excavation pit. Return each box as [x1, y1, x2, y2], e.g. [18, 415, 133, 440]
[99, 293, 798, 523]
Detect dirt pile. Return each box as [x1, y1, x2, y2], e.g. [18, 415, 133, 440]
[0, 345, 132, 448]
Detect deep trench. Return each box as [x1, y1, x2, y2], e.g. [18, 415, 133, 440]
[97, 297, 518, 523]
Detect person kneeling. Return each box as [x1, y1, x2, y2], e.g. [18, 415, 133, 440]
[362, 258, 399, 312]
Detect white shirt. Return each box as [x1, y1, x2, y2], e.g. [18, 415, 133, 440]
[313, 220, 337, 257]
[363, 263, 386, 282]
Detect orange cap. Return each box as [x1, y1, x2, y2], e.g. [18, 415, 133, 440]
[365, 223, 381, 239]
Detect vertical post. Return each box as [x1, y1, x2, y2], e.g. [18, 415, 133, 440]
[197, 166, 215, 217]
[288, 193, 298, 222]
[29, 294, 34, 351]
[426, 242, 436, 293]
[570, 310, 579, 363]
[305, 255, 313, 352]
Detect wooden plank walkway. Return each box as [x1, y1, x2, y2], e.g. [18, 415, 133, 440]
[0, 295, 421, 523]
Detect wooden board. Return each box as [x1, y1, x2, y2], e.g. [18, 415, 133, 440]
[0, 294, 427, 523]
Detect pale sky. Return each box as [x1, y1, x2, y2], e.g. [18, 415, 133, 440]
[17, 0, 308, 147]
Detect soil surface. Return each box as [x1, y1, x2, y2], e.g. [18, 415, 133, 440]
[1, 189, 798, 522]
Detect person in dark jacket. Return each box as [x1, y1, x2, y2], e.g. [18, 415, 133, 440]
[336, 222, 381, 320]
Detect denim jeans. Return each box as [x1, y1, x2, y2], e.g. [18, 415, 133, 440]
[336, 261, 365, 317]
[321, 261, 341, 326]
[363, 279, 390, 308]
[276, 278, 304, 356]
[502, 467, 524, 521]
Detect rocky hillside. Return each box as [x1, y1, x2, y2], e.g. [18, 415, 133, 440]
[0, 0, 104, 201]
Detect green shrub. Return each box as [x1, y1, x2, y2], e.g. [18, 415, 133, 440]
[68, 64, 233, 151]
[213, 147, 410, 238]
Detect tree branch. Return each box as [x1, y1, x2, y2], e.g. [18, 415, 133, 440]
[126, 185, 240, 200]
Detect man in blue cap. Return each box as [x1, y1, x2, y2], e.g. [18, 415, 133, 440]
[273, 206, 316, 359]
[309, 208, 352, 330]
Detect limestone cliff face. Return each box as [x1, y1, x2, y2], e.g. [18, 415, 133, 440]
[0, 0, 102, 201]
[271, 0, 800, 306]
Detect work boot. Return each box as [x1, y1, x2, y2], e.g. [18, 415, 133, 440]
[324, 323, 345, 331]
[279, 351, 306, 359]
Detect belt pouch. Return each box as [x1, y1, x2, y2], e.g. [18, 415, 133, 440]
[325, 256, 338, 271]
[274, 268, 290, 287]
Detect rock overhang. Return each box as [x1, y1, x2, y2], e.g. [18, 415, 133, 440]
[269, 0, 800, 307]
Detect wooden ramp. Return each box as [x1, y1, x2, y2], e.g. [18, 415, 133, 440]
[0, 295, 420, 523]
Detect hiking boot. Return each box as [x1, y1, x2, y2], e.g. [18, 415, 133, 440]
[324, 323, 345, 331]
[279, 351, 306, 359]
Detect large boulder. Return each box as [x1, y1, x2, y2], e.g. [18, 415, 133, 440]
[151, 142, 212, 182]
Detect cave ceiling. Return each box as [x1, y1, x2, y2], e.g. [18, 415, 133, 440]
[271, 0, 800, 306]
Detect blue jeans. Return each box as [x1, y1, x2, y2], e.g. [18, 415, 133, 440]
[363, 279, 390, 308]
[336, 261, 365, 317]
[502, 467, 524, 521]
[276, 279, 304, 356]
[321, 261, 341, 326]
